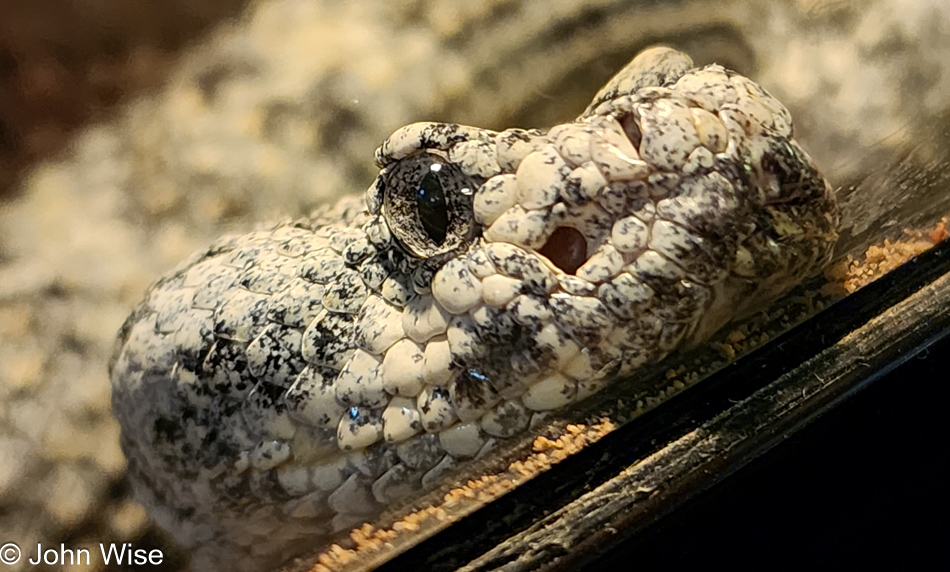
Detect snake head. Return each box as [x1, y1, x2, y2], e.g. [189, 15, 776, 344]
[109, 46, 838, 571]
[357, 47, 837, 426]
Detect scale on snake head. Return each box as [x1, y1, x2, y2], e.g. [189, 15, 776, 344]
[110, 47, 839, 571]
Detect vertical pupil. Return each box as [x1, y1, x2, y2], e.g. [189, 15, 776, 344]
[417, 169, 449, 245]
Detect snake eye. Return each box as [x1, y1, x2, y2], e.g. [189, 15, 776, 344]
[383, 152, 477, 258]
[416, 166, 449, 245]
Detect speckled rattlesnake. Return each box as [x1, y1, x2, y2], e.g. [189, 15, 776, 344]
[110, 47, 838, 570]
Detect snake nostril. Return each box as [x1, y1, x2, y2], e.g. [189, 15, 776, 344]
[620, 113, 642, 150]
[538, 226, 587, 275]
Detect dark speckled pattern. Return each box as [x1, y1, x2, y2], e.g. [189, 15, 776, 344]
[110, 48, 838, 570]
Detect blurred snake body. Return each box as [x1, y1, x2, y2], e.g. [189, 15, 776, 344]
[110, 48, 839, 569]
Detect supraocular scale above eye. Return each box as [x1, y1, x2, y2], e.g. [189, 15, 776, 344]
[382, 151, 478, 259]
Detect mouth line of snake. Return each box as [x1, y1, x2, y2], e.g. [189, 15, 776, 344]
[109, 46, 839, 570]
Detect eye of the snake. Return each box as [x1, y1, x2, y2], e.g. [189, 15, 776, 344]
[416, 165, 449, 245]
[383, 152, 477, 258]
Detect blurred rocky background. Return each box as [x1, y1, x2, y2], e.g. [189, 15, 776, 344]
[0, 0, 249, 200]
[0, 1, 948, 570]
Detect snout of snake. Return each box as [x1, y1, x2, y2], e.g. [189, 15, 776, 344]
[109, 47, 839, 570]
